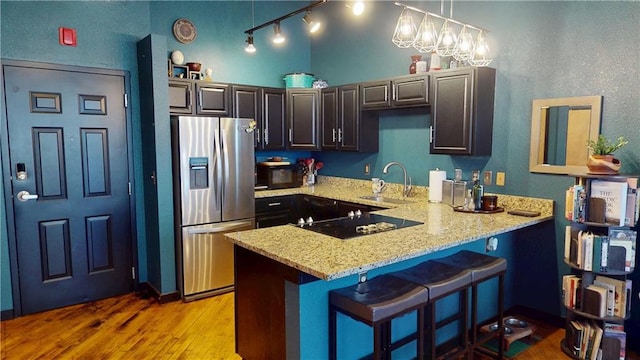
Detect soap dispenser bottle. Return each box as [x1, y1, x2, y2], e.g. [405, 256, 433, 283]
[472, 171, 483, 210]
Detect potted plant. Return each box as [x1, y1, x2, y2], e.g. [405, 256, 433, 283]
[586, 135, 628, 174]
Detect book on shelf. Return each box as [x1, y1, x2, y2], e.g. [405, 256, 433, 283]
[565, 225, 572, 261]
[589, 320, 604, 360]
[588, 197, 607, 224]
[568, 319, 605, 360]
[624, 279, 632, 318]
[566, 185, 587, 222]
[592, 234, 609, 273]
[625, 187, 637, 227]
[592, 278, 615, 317]
[583, 232, 594, 271]
[589, 180, 628, 226]
[566, 187, 575, 221]
[583, 285, 607, 318]
[624, 178, 639, 227]
[608, 228, 636, 272]
[581, 321, 593, 359]
[602, 323, 626, 360]
[567, 320, 584, 357]
[562, 274, 582, 310]
[594, 276, 632, 318]
[575, 185, 587, 222]
[563, 274, 578, 308]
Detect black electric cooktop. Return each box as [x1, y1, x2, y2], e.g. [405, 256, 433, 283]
[297, 213, 423, 240]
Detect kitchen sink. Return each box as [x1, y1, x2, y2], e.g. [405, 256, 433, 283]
[359, 195, 415, 205]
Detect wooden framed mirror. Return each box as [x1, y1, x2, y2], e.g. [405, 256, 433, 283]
[529, 96, 602, 174]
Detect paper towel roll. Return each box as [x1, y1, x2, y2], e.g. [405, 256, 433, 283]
[428, 169, 447, 203]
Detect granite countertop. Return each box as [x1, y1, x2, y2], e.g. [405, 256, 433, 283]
[226, 176, 554, 281]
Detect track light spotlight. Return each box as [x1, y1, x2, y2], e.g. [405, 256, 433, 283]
[245, 34, 256, 53]
[243, 0, 326, 52]
[303, 12, 321, 33]
[272, 22, 285, 44]
[348, 1, 365, 16]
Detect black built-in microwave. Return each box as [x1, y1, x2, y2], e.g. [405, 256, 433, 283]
[256, 162, 302, 190]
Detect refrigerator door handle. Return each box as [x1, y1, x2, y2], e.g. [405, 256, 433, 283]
[186, 220, 254, 234]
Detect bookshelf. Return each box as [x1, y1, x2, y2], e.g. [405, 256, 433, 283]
[561, 173, 638, 360]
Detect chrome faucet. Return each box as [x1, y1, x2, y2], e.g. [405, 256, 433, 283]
[382, 161, 412, 197]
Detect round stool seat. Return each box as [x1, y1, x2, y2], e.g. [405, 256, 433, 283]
[330, 274, 429, 323]
[389, 260, 472, 299]
[433, 250, 506, 283]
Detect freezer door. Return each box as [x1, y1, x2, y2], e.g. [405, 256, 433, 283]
[181, 220, 254, 299]
[175, 116, 222, 225]
[220, 118, 255, 221]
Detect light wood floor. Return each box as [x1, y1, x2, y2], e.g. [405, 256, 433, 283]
[0, 292, 633, 359]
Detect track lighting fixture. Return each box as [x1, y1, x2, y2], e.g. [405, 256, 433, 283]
[302, 12, 321, 33]
[272, 23, 285, 44]
[347, 1, 365, 16]
[243, 0, 327, 52]
[245, 34, 256, 53]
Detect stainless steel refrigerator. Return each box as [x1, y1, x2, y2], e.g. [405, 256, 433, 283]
[171, 116, 255, 301]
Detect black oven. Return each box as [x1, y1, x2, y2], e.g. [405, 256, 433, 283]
[256, 162, 302, 190]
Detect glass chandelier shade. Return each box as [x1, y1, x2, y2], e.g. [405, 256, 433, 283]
[436, 19, 457, 56]
[453, 25, 474, 61]
[392, 7, 417, 48]
[413, 14, 438, 53]
[392, 2, 494, 67]
[468, 31, 492, 66]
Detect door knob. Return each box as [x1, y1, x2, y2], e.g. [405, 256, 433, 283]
[17, 190, 38, 202]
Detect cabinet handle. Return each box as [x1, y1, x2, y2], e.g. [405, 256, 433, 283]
[268, 202, 282, 206]
[255, 129, 261, 144]
[332, 128, 336, 142]
[187, 90, 192, 108]
[289, 128, 292, 142]
[429, 126, 434, 144]
[392, 85, 396, 101]
[338, 128, 343, 143]
[384, 86, 389, 102]
[264, 129, 269, 145]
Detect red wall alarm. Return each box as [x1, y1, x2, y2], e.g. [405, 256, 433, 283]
[58, 27, 77, 47]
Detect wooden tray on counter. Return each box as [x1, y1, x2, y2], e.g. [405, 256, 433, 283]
[453, 206, 504, 214]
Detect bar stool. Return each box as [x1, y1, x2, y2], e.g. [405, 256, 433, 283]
[433, 250, 507, 359]
[329, 274, 430, 360]
[389, 260, 473, 359]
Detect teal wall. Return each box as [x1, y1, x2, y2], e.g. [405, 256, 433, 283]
[0, 0, 310, 313]
[1, 0, 638, 337]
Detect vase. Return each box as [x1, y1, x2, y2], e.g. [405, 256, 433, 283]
[409, 55, 421, 74]
[586, 154, 621, 174]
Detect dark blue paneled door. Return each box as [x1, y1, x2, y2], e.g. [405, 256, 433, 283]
[4, 65, 133, 315]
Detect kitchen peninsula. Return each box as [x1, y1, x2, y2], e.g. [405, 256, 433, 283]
[226, 176, 554, 359]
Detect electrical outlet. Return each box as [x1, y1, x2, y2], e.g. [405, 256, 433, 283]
[496, 172, 505, 186]
[483, 170, 492, 185]
[364, 163, 370, 175]
[486, 236, 498, 252]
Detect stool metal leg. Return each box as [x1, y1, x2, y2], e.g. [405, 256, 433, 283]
[497, 273, 505, 359]
[329, 305, 337, 360]
[461, 288, 470, 359]
[373, 322, 388, 360]
[417, 307, 425, 360]
[426, 302, 436, 359]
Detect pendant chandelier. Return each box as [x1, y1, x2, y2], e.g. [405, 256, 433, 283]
[392, 1, 493, 67]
